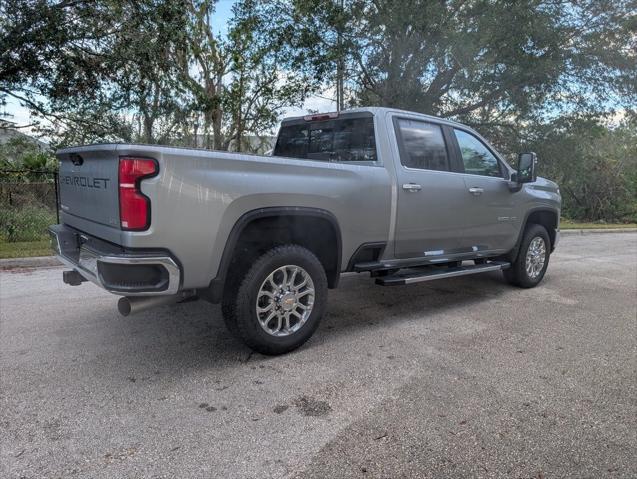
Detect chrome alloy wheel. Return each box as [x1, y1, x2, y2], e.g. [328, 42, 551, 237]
[525, 236, 546, 280]
[255, 265, 315, 337]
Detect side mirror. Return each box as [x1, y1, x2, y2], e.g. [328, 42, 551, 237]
[516, 152, 537, 183]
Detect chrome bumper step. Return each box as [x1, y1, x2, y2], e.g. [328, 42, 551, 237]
[49, 224, 181, 296]
[375, 261, 510, 286]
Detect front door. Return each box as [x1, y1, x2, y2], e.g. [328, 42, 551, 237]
[393, 118, 470, 259]
[451, 128, 518, 252]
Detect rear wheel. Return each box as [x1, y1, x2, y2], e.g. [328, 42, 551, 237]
[222, 245, 328, 355]
[504, 224, 551, 288]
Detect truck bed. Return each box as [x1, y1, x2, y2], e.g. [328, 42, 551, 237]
[57, 143, 392, 289]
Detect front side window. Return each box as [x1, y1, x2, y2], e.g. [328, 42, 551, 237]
[395, 119, 449, 171]
[454, 129, 502, 177]
[274, 116, 377, 162]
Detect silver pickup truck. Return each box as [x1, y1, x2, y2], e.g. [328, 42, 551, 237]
[50, 107, 561, 354]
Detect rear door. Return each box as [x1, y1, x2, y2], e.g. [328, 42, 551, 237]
[450, 128, 517, 252]
[392, 117, 469, 259]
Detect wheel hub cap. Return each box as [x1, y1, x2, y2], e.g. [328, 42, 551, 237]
[256, 265, 315, 337]
[279, 292, 296, 311]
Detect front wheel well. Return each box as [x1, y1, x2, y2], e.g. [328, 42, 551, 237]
[503, 209, 559, 264]
[526, 210, 558, 249]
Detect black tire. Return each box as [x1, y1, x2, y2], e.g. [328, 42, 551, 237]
[504, 223, 551, 288]
[222, 244, 328, 355]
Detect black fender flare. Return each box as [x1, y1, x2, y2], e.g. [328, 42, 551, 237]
[508, 206, 560, 261]
[204, 206, 342, 303]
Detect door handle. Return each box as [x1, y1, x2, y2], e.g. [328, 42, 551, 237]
[468, 187, 484, 196]
[402, 183, 422, 192]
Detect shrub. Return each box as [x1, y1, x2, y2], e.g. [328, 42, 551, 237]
[0, 206, 56, 242]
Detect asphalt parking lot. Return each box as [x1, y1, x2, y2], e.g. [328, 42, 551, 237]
[1, 232, 636, 479]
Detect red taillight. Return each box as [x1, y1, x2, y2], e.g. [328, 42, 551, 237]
[118, 157, 157, 230]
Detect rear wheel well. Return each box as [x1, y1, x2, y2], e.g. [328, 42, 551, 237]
[222, 213, 341, 294]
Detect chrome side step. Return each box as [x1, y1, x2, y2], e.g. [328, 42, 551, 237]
[375, 261, 510, 286]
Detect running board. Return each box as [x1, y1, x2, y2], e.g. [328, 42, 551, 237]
[375, 261, 510, 286]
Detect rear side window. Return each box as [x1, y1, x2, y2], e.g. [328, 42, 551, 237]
[454, 129, 502, 177]
[274, 116, 377, 162]
[395, 119, 449, 171]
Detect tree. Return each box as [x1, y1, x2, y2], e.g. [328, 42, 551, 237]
[519, 116, 637, 222]
[1, 0, 194, 145]
[2, 0, 315, 150]
[173, 0, 315, 151]
[285, 0, 636, 124]
[1, 1, 124, 132]
[0, 136, 56, 184]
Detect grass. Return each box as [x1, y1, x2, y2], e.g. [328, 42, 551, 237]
[0, 239, 52, 259]
[0, 206, 56, 243]
[560, 220, 637, 230]
[0, 206, 56, 259]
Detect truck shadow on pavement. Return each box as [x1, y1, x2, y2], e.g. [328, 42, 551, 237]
[85, 271, 514, 374]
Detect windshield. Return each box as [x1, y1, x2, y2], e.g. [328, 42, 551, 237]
[273, 115, 377, 163]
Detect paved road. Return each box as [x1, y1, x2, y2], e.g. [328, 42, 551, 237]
[1, 233, 636, 479]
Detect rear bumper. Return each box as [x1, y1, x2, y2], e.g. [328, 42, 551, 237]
[49, 224, 181, 296]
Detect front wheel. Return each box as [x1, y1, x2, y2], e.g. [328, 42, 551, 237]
[504, 224, 551, 288]
[222, 245, 328, 355]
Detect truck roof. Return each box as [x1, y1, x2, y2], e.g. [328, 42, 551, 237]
[281, 106, 467, 128]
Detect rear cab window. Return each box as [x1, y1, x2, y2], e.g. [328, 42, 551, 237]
[274, 113, 377, 164]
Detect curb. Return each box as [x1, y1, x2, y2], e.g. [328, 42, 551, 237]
[560, 228, 637, 235]
[0, 256, 61, 271]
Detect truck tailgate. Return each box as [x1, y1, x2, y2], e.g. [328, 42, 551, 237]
[57, 147, 120, 229]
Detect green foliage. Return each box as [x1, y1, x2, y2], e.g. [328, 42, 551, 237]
[286, 0, 635, 120]
[518, 117, 637, 222]
[560, 221, 637, 230]
[0, 137, 56, 175]
[1, 0, 315, 151]
[0, 206, 55, 242]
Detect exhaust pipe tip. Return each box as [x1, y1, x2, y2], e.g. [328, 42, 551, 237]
[117, 297, 132, 316]
[117, 292, 196, 317]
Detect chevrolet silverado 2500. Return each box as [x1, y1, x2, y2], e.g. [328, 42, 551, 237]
[49, 107, 561, 354]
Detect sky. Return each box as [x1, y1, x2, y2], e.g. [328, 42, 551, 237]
[3, 0, 335, 135]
